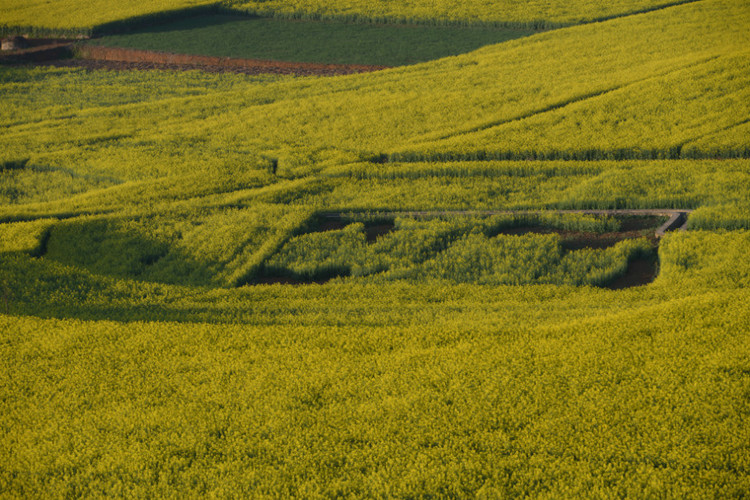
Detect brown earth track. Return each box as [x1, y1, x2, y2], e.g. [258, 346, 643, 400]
[71, 45, 388, 76]
[44, 58, 384, 76]
[3, 39, 389, 76]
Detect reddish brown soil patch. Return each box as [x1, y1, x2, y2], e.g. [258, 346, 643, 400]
[495, 227, 557, 236]
[59, 45, 388, 76]
[9, 38, 388, 75]
[18, 38, 74, 48]
[606, 258, 658, 290]
[44, 57, 386, 76]
[255, 275, 307, 285]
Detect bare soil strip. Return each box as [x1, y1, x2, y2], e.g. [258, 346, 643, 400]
[2, 39, 389, 75]
[71, 45, 388, 75]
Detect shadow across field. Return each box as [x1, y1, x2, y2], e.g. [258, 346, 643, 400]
[304, 216, 396, 243]
[32, 212, 665, 289]
[251, 214, 665, 288]
[86, 14, 537, 67]
[494, 216, 664, 250]
[606, 256, 658, 290]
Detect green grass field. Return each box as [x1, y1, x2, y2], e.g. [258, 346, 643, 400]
[2, 0, 750, 497]
[87, 15, 535, 66]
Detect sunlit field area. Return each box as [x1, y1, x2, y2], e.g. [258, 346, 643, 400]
[1, 0, 749, 496]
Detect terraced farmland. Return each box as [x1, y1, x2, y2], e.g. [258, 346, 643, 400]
[1, 0, 749, 497]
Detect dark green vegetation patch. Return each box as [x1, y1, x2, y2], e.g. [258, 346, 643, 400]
[87, 14, 536, 66]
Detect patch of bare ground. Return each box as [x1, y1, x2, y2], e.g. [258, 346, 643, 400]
[254, 275, 323, 285]
[6, 38, 388, 75]
[54, 45, 387, 76]
[43, 57, 387, 76]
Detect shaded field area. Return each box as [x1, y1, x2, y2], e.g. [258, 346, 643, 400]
[0, 38, 387, 76]
[85, 14, 536, 66]
[253, 213, 665, 287]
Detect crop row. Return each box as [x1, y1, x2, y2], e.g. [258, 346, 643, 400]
[392, 50, 750, 162]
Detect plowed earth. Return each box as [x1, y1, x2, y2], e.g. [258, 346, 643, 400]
[45, 57, 386, 75]
[4, 39, 388, 75]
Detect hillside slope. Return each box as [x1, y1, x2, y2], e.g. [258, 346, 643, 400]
[1, 0, 749, 497]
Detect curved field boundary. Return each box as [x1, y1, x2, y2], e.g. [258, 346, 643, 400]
[321, 209, 692, 238]
[0, 41, 73, 64]
[73, 45, 389, 75]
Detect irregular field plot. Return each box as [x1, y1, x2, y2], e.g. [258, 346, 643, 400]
[2, 0, 750, 496]
[87, 15, 535, 66]
[259, 213, 661, 286]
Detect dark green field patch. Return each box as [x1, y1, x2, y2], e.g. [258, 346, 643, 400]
[87, 15, 536, 66]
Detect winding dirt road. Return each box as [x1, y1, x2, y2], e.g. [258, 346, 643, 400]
[2, 40, 389, 76]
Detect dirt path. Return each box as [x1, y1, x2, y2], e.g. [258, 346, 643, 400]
[321, 209, 692, 237]
[46, 56, 387, 76]
[4, 40, 390, 76]
[73, 45, 389, 75]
